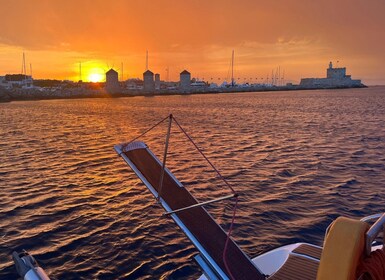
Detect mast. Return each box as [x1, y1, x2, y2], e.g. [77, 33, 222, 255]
[146, 50, 148, 71]
[22, 52, 27, 84]
[282, 69, 285, 86]
[276, 68, 278, 86]
[23, 52, 26, 76]
[30, 63, 32, 78]
[275, 68, 278, 86]
[231, 50, 234, 87]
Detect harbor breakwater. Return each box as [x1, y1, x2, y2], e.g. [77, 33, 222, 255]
[0, 83, 367, 103]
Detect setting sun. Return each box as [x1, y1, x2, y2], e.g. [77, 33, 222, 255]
[88, 73, 104, 83]
[83, 63, 105, 82]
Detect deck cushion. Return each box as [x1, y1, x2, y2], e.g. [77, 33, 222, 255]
[317, 217, 369, 280]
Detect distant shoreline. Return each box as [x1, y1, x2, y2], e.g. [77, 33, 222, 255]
[0, 84, 368, 103]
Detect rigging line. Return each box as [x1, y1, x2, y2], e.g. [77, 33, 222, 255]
[223, 196, 239, 280]
[121, 115, 170, 152]
[172, 116, 240, 279]
[163, 193, 236, 216]
[172, 117, 237, 194]
[157, 114, 173, 201]
[133, 115, 239, 279]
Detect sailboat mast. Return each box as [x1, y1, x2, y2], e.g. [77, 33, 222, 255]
[23, 52, 26, 77]
[282, 69, 285, 86]
[146, 50, 148, 71]
[231, 50, 234, 87]
[22, 52, 27, 85]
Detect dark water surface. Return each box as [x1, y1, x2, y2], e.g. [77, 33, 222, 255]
[1, 87, 385, 279]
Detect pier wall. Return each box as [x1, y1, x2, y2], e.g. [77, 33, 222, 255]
[300, 77, 362, 88]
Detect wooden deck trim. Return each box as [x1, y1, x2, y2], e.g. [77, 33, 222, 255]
[293, 244, 323, 260]
[267, 254, 319, 280]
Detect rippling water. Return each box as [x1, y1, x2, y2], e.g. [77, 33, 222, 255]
[1, 87, 385, 279]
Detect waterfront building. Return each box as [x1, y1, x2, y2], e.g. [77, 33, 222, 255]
[155, 73, 160, 90]
[105, 69, 120, 93]
[0, 74, 33, 89]
[126, 78, 143, 90]
[143, 70, 155, 92]
[300, 62, 363, 88]
[0, 76, 8, 89]
[180, 70, 191, 90]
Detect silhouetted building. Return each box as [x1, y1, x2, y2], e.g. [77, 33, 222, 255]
[326, 62, 346, 79]
[1, 74, 33, 89]
[143, 70, 155, 91]
[300, 62, 363, 88]
[180, 70, 191, 90]
[126, 78, 143, 90]
[105, 69, 120, 93]
[154, 73, 160, 90]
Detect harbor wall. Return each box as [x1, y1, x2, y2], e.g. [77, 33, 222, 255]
[300, 77, 362, 88]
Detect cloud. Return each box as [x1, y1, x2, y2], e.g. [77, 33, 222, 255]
[0, 0, 384, 84]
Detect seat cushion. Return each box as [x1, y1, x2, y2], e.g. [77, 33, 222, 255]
[317, 217, 369, 280]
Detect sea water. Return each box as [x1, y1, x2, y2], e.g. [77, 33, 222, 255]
[1, 87, 385, 279]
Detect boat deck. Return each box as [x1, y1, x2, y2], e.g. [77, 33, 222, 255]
[293, 244, 323, 259]
[268, 254, 319, 280]
[118, 142, 265, 280]
[267, 244, 322, 280]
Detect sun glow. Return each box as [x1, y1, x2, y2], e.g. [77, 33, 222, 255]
[89, 72, 104, 83]
[75, 62, 106, 82]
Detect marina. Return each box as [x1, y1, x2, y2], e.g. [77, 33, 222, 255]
[0, 53, 366, 103]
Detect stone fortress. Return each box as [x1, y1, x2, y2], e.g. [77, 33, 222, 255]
[300, 62, 364, 88]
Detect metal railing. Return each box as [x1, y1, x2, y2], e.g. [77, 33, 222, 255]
[362, 213, 385, 256]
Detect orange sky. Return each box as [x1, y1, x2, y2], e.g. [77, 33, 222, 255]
[0, 0, 384, 84]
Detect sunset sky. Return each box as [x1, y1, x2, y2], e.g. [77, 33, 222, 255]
[0, 0, 384, 84]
